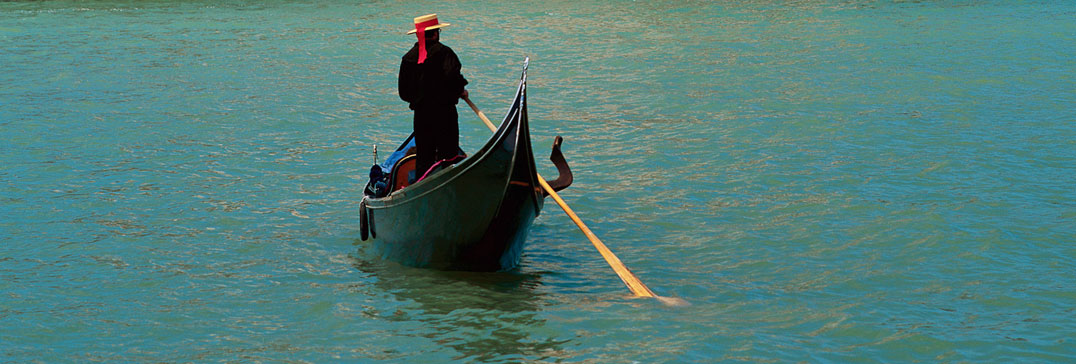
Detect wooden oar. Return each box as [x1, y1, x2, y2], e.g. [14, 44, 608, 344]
[463, 96, 687, 307]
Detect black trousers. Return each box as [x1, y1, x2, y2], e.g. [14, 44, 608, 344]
[413, 104, 459, 179]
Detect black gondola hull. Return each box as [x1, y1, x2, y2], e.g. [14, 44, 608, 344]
[362, 69, 544, 271]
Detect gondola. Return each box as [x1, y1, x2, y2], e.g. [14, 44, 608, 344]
[359, 60, 572, 271]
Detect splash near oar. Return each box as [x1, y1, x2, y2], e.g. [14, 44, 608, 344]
[463, 92, 688, 307]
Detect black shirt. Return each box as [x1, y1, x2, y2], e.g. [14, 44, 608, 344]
[398, 41, 468, 110]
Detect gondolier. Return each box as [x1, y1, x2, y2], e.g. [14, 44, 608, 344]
[398, 13, 469, 180]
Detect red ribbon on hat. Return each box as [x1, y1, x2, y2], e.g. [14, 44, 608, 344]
[415, 19, 439, 64]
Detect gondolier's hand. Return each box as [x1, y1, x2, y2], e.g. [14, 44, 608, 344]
[460, 89, 468, 99]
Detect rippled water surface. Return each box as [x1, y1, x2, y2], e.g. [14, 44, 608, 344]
[3, 1, 1074, 362]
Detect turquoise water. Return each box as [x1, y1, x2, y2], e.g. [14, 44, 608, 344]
[3, 1, 1074, 362]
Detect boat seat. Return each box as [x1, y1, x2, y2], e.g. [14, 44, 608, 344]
[389, 154, 417, 192]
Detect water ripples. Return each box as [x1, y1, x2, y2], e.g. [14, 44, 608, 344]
[4, 1, 1076, 362]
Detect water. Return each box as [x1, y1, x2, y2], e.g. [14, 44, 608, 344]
[2, 1, 1074, 362]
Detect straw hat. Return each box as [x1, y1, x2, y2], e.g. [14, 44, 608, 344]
[406, 14, 451, 35]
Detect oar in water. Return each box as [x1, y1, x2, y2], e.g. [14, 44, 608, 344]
[463, 96, 688, 307]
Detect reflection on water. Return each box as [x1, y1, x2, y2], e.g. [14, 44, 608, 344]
[350, 244, 568, 362]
